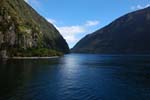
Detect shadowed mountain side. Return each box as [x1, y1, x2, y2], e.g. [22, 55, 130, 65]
[72, 7, 150, 54]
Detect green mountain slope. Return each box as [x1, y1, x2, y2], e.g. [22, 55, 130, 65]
[0, 0, 69, 57]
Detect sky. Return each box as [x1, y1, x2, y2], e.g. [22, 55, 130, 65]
[25, 0, 149, 48]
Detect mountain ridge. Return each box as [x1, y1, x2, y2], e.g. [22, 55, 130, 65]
[72, 7, 150, 54]
[0, 0, 69, 58]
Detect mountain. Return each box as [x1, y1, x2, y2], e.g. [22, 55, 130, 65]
[72, 7, 150, 54]
[0, 0, 69, 58]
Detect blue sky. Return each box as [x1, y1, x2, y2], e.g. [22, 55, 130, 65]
[25, 0, 149, 48]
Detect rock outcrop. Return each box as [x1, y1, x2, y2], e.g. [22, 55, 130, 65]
[0, 0, 69, 57]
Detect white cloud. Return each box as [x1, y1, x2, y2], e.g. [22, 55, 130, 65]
[57, 25, 86, 45]
[85, 20, 100, 26]
[131, 4, 150, 10]
[25, 0, 40, 8]
[65, 35, 78, 43]
[24, 0, 28, 2]
[145, 4, 150, 8]
[58, 26, 85, 35]
[46, 18, 57, 24]
[45, 18, 100, 48]
[23, 0, 100, 48]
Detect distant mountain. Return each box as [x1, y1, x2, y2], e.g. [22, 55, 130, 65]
[0, 0, 69, 58]
[72, 7, 150, 54]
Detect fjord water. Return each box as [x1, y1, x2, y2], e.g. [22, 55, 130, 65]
[0, 54, 150, 100]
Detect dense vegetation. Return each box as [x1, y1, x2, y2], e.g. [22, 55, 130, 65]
[8, 48, 63, 57]
[0, 0, 69, 58]
[72, 7, 150, 54]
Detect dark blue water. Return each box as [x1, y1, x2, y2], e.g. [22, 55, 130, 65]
[0, 54, 150, 100]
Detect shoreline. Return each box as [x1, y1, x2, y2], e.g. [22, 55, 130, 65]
[3, 56, 59, 59]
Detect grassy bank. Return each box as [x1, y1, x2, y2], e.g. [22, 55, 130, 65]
[7, 48, 63, 57]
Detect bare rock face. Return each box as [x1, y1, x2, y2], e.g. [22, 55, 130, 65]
[72, 7, 150, 54]
[0, 0, 69, 57]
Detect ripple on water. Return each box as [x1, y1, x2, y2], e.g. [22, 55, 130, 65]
[0, 54, 150, 100]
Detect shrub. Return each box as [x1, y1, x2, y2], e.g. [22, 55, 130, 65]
[8, 48, 63, 57]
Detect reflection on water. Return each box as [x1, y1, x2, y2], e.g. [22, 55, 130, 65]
[0, 54, 150, 100]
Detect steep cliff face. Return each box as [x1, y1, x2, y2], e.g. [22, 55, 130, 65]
[72, 7, 150, 54]
[0, 0, 69, 57]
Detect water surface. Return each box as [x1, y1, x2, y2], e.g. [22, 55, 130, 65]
[0, 54, 150, 100]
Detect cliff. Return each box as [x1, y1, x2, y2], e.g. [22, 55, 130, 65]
[0, 0, 69, 58]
